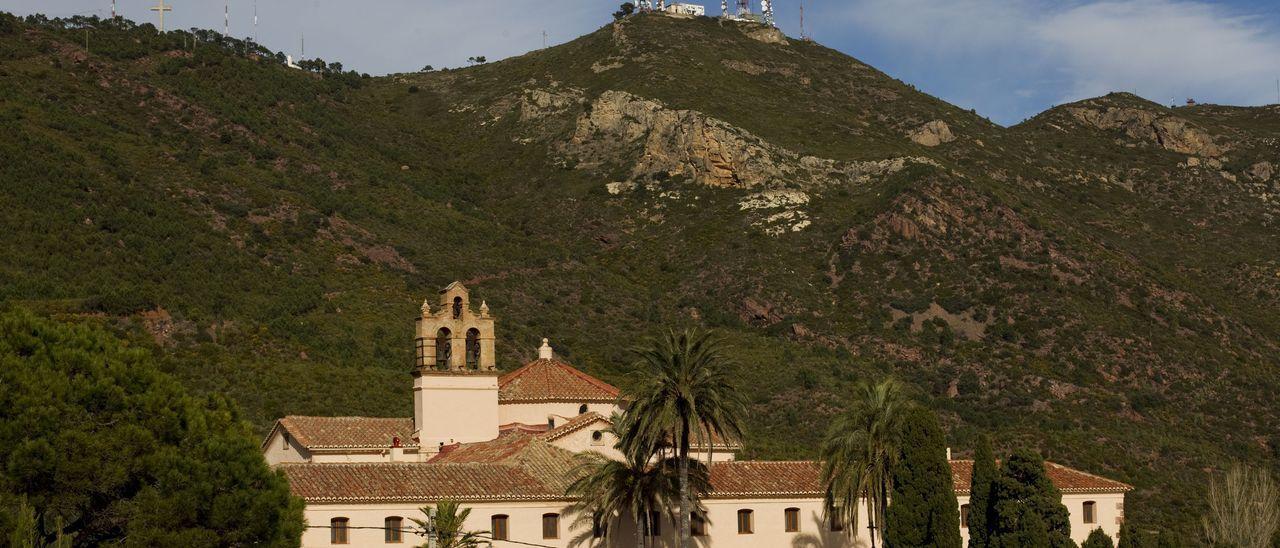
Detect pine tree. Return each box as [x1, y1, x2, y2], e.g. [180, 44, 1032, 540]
[1082, 528, 1116, 548]
[968, 435, 997, 548]
[986, 449, 1074, 548]
[884, 407, 962, 548]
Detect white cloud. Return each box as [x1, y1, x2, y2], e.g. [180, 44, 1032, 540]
[838, 0, 1280, 118]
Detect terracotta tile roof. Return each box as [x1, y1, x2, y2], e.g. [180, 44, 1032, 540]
[539, 412, 611, 442]
[950, 460, 1134, 494]
[269, 416, 416, 450]
[498, 358, 621, 403]
[708, 461, 824, 498]
[280, 462, 563, 503]
[428, 432, 581, 494]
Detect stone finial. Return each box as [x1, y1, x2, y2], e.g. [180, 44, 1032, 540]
[420, 299, 431, 316]
[479, 300, 490, 318]
[538, 338, 554, 360]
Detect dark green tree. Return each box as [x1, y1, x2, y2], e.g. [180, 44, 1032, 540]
[884, 407, 961, 547]
[0, 310, 304, 547]
[821, 379, 910, 548]
[614, 2, 637, 19]
[968, 435, 997, 548]
[986, 449, 1074, 548]
[1155, 529, 1181, 548]
[1116, 522, 1147, 548]
[1082, 528, 1115, 548]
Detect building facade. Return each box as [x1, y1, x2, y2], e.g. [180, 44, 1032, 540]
[263, 283, 1131, 547]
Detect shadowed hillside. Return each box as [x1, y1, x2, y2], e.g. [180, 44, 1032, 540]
[1, 11, 1278, 536]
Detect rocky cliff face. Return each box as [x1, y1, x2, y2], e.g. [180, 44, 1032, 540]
[1067, 106, 1223, 157]
[564, 90, 932, 190]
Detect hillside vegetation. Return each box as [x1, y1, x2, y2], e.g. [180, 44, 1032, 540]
[1, 12, 1278, 536]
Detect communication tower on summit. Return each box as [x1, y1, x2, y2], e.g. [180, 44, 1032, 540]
[761, 0, 775, 26]
[736, 0, 751, 16]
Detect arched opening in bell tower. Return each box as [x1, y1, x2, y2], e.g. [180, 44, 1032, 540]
[435, 327, 452, 368]
[465, 328, 481, 369]
[452, 296, 463, 319]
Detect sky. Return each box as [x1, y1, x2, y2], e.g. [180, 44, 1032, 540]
[9, 0, 1280, 125]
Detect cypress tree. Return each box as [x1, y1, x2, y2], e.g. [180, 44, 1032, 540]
[986, 449, 1074, 548]
[968, 435, 997, 548]
[884, 407, 962, 548]
[1116, 521, 1146, 548]
[1082, 528, 1115, 548]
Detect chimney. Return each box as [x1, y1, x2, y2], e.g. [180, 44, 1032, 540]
[539, 338, 554, 360]
[946, 447, 952, 461]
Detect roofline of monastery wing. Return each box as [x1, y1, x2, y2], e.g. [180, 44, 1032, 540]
[499, 396, 622, 404]
[1045, 462, 1136, 492]
[539, 412, 612, 442]
[298, 494, 573, 504]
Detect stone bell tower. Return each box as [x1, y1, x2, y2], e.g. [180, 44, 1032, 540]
[412, 282, 499, 452]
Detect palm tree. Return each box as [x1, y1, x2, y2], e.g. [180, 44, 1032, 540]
[820, 378, 910, 548]
[565, 414, 698, 547]
[411, 500, 486, 548]
[619, 329, 747, 548]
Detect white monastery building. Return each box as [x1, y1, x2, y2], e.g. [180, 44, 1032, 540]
[264, 282, 1132, 547]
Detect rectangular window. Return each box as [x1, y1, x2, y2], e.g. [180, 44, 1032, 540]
[414, 337, 427, 367]
[543, 513, 560, 539]
[691, 512, 707, 536]
[737, 510, 754, 534]
[961, 504, 970, 528]
[1083, 501, 1097, 524]
[644, 511, 661, 536]
[331, 518, 349, 544]
[491, 515, 509, 541]
[785, 508, 800, 532]
[829, 506, 844, 532]
[384, 517, 403, 543]
[592, 512, 607, 539]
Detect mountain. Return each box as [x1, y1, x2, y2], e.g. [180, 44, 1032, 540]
[2, 11, 1278, 535]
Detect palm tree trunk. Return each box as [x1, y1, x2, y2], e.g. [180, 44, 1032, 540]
[678, 417, 692, 548]
[635, 508, 646, 548]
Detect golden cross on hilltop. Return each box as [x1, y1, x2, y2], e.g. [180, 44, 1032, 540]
[150, 0, 173, 32]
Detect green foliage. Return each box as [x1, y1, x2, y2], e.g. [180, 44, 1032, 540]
[986, 450, 1074, 548]
[411, 500, 486, 548]
[884, 407, 962, 548]
[619, 329, 747, 545]
[822, 379, 911, 539]
[1082, 528, 1116, 548]
[1117, 522, 1146, 548]
[614, 3, 637, 19]
[0, 309, 303, 547]
[968, 435, 997, 548]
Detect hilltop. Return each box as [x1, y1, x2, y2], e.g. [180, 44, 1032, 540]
[0, 11, 1277, 535]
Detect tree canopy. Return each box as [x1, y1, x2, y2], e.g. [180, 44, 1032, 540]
[967, 434, 997, 548]
[983, 449, 1074, 548]
[0, 309, 303, 547]
[884, 406, 962, 548]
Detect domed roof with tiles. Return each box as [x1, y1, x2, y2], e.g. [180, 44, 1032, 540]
[498, 339, 620, 403]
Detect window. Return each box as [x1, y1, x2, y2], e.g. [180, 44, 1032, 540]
[961, 504, 970, 528]
[452, 296, 463, 318]
[414, 337, 428, 367]
[592, 512, 608, 539]
[591, 430, 604, 444]
[491, 515, 509, 541]
[737, 509, 754, 534]
[644, 511, 661, 536]
[579, 403, 589, 414]
[1083, 501, 1097, 524]
[542, 513, 560, 539]
[465, 328, 481, 369]
[384, 516, 403, 543]
[691, 512, 707, 536]
[829, 506, 844, 532]
[435, 328, 451, 368]
[785, 507, 800, 532]
[330, 517, 349, 544]
[282, 432, 290, 451]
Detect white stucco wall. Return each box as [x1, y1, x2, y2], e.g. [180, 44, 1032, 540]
[263, 429, 312, 466]
[546, 422, 625, 461]
[498, 402, 620, 428]
[414, 373, 500, 451]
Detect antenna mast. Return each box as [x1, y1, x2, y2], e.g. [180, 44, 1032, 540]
[224, 0, 229, 36]
[254, 0, 259, 43]
[737, 0, 751, 17]
[761, 0, 775, 26]
[800, 0, 808, 40]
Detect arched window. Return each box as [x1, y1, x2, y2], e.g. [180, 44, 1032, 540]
[737, 509, 754, 534]
[542, 513, 560, 539]
[435, 328, 451, 368]
[579, 404, 589, 414]
[491, 515, 509, 540]
[465, 328, 481, 369]
[548, 417, 556, 429]
[330, 517, 349, 544]
[961, 504, 970, 528]
[1082, 501, 1097, 524]
[384, 516, 403, 543]
[452, 296, 463, 319]
[785, 507, 800, 532]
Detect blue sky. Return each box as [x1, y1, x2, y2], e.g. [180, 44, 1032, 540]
[9, 1, 1280, 125]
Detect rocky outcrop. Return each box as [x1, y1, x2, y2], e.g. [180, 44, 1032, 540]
[745, 26, 788, 45]
[1247, 161, 1274, 182]
[565, 90, 934, 188]
[909, 120, 956, 147]
[1067, 107, 1223, 157]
